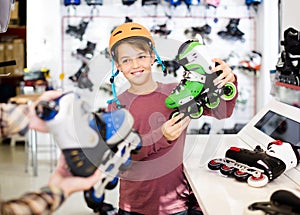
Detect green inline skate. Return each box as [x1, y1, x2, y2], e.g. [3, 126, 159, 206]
[165, 39, 237, 119]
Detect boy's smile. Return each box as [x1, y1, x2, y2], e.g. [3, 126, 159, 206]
[116, 43, 157, 94]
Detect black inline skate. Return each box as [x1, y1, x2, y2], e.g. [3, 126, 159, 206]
[36, 92, 142, 212]
[69, 63, 94, 91]
[165, 39, 237, 119]
[245, 189, 300, 215]
[276, 27, 300, 86]
[72, 41, 97, 63]
[65, 19, 89, 41]
[217, 18, 245, 43]
[208, 140, 300, 188]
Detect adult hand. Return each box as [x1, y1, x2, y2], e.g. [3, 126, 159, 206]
[28, 90, 62, 132]
[48, 154, 101, 198]
[211, 58, 236, 88]
[161, 113, 191, 141]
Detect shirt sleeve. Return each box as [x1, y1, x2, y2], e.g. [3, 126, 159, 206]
[107, 103, 174, 161]
[0, 186, 65, 215]
[0, 103, 30, 138]
[131, 126, 173, 161]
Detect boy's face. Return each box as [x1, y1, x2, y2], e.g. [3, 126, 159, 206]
[115, 43, 155, 87]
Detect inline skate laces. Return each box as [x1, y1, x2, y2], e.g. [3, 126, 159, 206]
[172, 71, 191, 94]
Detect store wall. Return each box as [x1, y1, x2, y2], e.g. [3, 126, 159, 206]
[27, 0, 280, 130]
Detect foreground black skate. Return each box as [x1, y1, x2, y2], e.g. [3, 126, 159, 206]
[36, 92, 142, 212]
[165, 39, 237, 119]
[208, 140, 299, 188]
[245, 189, 300, 215]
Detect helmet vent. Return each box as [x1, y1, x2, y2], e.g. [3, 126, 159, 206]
[113, 31, 123, 37]
[131, 27, 142, 31]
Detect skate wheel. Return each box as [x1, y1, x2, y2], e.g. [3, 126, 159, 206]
[234, 170, 249, 182]
[220, 165, 235, 176]
[247, 174, 268, 188]
[84, 188, 105, 212]
[105, 176, 119, 190]
[170, 110, 180, 119]
[205, 93, 220, 109]
[188, 105, 204, 119]
[221, 82, 237, 101]
[131, 141, 142, 154]
[208, 159, 221, 170]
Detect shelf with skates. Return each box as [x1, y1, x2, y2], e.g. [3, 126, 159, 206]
[183, 98, 300, 215]
[275, 81, 300, 91]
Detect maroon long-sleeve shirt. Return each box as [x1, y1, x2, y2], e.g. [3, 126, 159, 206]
[108, 81, 237, 215]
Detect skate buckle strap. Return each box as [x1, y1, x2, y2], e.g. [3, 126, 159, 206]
[183, 70, 206, 83]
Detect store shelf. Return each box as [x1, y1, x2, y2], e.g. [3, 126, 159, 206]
[275, 81, 300, 90]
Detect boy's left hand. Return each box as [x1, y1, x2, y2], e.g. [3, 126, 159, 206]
[211, 58, 236, 89]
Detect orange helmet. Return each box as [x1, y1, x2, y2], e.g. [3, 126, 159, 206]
[109, 22, 155, 55]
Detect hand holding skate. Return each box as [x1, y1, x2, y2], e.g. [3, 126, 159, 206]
[36, 92, 142, 212]
[165, 39, 237, 119]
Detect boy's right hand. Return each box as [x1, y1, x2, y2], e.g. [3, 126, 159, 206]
[161, 113, 191, 141]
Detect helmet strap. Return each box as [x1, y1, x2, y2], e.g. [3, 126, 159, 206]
[107, 60, 124, 108]
[153, 47, 167, 76]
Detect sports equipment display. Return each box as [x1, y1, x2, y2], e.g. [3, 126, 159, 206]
[208, 140, 299, 188]
[72, 41, 97, 63]
[238, 50, 262, 77]
[245, 189, 300, 215]
[165, 39, 237, 119]
[65, 19, 89, 41]
[276, 27, 300, 86]
[68, 63, 94, 91]
[36, 92, 142, 212]
[218, 18, 245, 43]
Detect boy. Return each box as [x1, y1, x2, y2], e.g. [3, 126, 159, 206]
[108, 22, 237, 215]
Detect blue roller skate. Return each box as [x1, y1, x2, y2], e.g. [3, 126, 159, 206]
[36, 92, 142, 212]
[165, 39, 237, 119]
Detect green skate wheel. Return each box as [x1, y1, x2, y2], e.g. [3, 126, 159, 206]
[170, 110, 180, 119]
[221, 82, 237, 101]
[188, 104, 203, 119]
[205, 93, 220, 109]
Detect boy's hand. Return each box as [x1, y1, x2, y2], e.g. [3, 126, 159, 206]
[161, 113, 191, 141]
[212, 58, 236, 88]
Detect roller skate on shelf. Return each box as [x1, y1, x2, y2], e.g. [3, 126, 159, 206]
[165, 39, 237, 119]
[276, 27, 300, 86]
[36, 92, 142, 212]
[217, 18, 245, 43]
[238, 50, 262, 77]
[208, 140, 300, 188]
[72, 41, 97, 63]
[245, 189, 300, 215]
[65, 19, 89, 41]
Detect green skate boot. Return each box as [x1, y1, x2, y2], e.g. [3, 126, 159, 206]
[165, 39, 237, 119]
